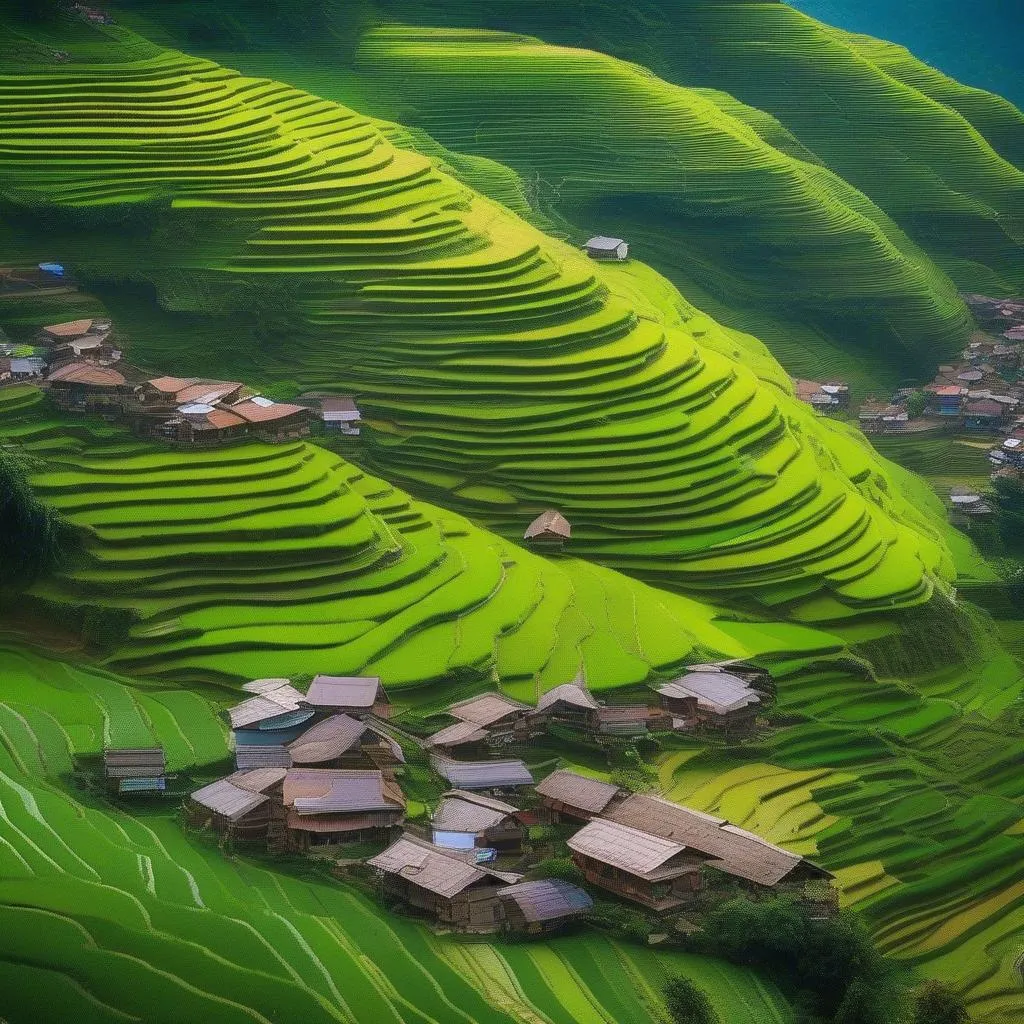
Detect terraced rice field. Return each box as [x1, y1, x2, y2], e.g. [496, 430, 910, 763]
[0, 646, 794, 1024]
[0, 26, 959, 623]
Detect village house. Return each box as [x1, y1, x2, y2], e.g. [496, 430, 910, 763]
[281, 768, 406, 849]
[657, 670, 762, 736]
[532, 678, 601, 731]
[991, 343, 1022, 371]
[792, 379, 848, 414]
[949, 492, 994, 529]
[534, 769, 625, 824]
[431, 790, 525, 853]
[189, 767, 286, 842]
[228, 679, 316, 747]
[320, 396, 362, 435]
[368, 833, 523, 931]
[10, 357, 45, 380]
[302, 674, 391, 718]
[496, 879, 593, 935]
[0, 358, 10, 384]
[423, 719, 492, 757]
[103, 747, 166, 796]
[924, 384, 966, 418]
[595, 703, 673, 737]
[45, 361, 130, 414]
[431, 756, 534, 794]
[963, 398, 1006, 432]
[230, 396, 311, 441]
[444, 692, 536, 745]
[524, 510, 571, 548]
[686, 660, 772, 693]
[585, 236, 629, 261]
[606, 794, 832, 896]
[235, 745, 292, 771]
[567, 818, 710, 911]
[36, 318, 108, 346]
[287, 714, 405, 772]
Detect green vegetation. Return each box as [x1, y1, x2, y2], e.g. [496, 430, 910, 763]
[664, 977, 718, 1024]
[913, 981, 969, 1024]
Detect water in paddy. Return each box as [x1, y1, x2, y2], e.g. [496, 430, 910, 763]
[789, 0, 1023, 106]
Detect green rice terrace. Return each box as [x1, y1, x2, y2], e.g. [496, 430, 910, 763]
[0, 3, 1022, 1023]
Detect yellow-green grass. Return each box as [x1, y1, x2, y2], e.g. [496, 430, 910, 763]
[0, 23, 959, 624]
[0, 644, 799, 1024]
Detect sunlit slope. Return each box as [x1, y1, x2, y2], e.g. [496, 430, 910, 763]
[351, 26, 971, 371]
[0, 48, 953, 618]
[0, 647, 795, 1024]
[0, 386, 782, 686]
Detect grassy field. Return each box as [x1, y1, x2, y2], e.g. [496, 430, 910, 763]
[0, 645, 796, 1024]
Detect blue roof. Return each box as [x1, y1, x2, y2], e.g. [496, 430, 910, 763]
[38, 262, 65, 275]
[119, 777, 166, 793]
[257, 709, 315, 731]
[498, 879, 593, 922]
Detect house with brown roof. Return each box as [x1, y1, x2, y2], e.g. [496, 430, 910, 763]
[167, 404, 248, 446]
[497, 879, 593, 935]
[37, 318, 105, 345]
[963, 398, 1006, 432]
[431, 790, 525, 853]
[189, 768, 286, 841]
[103, 747, 166, 796]
[287, 714, 404, 772]
[368, 833, 522, 931]
[605, 793, 831, 892]
[231, 397, 310, 440]
[658, 671, 762, 736]
[228, 679, 316, 746]
[424, 719, 491, 757]
[45, 361, 130, 414]
[303, 675, 390, 719]
[524, 510, 571, 548]
[320, 396, 362, 435]
[281, 768, 405, 849]
[567, 818, 710, 911]
[445, 692, 536, 745]
[534, 769, 625, 824]
[532, 677, 601, 732]
[595, 703, 673, 737]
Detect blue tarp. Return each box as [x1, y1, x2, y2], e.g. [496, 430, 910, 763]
[38, 262, 65, 276]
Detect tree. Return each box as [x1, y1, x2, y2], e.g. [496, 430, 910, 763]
[0, 446, 74, 592]
[905, 390, 929, 419]
[664, 977, 717, 1024]
[913, 981, 968, 1024]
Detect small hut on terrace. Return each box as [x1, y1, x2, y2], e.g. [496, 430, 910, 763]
[302, 675, 391, 719]
[532, 677, 601, 731]
[368, 834, 522, 931]
[103, 747, 166, 795]
[567, 818, 710, 911]
[445, 692, 535, 745]
[524, 510, 571, 548]
[431, 756, 534, 794]
[585, 236, 629, 261]
[534, 769, 625, 824]
[287, 714, 404, 772]
[431, 790, 525, 853]
[189, 768, 286, 841]
[657, 671, 761, 736]
[228, 679, 315, 746]
[496, 879, 593, 934]
[424, 719, 491, 757]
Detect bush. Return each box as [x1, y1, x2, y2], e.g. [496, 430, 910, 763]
[912, 981, 968, 1024]
[533, 856, 585, 885]
[587, 898, 652, 942]
[664, 977, 717, 1024]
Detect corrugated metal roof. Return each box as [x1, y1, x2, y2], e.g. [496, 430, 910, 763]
[425, 720, 490, 748]
[235, 745, 292, 770]
[104, 747, 165, 778]
[535, 769, 621, 814]
[606, 794, 811, 886]
[524, 510, 571, 540]
[567, 818, 690, 878]
[536, 682, 600, 712]
[586, 237, 625, 250]
[368, 834, 522, 898]
[230, 767, 287, 794]
[431, 757, 533, 790]
[448, 693, 528, 727]
[304, 675, 385, 709]
[191, 778, 269, 821]
[228, 682, 307, 728]
[658, 672, 760, 714]
[498, 879, 593, 922]
[284, 768, 405, 814]
[432, 791, 519, 833]
[285, 810, 389, 833]
[288, 714, 366, 764]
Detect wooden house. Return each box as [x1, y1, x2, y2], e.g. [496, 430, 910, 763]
[228, 679, 316, 747]
[534, 769, 625, 823]
[567, 818, 709, 911]
[189, 768, 286, 841]
[657, 670, 761, 736]
[281, 768, 405, 849]
[287, 714, 405, 772]
[45, 361, 129, 414]
[595, 703, 672, 737]
[431, 756, 534, 795]
[606, 793, 832, 893]
[230, 397, 310, 441]
[320, 396, 361, 435]
[964, 398, 1006, 432]
[424, 719, 491, 757]
[532, 678, 601, 731]
[431, 790, 525, 853]
[302, 675, 391, 719]
[446, 692, 535, 745]
[585, 236, 629, 261]
[497, 879, 593, 934]
[37, 318, 104, 346]
[234, 744, 292, 771]
[168, 404, 248, 446]
[524, 510, 571, 548]
[368, 834, 522, 932]
[103, 747, 166, 795]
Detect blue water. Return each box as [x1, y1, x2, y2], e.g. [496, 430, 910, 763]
[789, 0, 1023, 107]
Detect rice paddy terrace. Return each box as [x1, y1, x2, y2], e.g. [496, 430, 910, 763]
[0, 645, 798, 1024]
[0, 23, 958, 625]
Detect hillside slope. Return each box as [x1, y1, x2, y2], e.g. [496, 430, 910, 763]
[0, 29, 954, 623]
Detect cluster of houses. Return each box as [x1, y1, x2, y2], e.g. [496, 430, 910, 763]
[0, 317, 363, 445]
[792, 378, 851, 414]
[99, 663, 811, 934]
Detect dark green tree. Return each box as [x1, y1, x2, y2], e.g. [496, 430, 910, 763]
[913, 981, 968, 1024]
[664, 977, 717, 1024]
[905, 390, 929, 419]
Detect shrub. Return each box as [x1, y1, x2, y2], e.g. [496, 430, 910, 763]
[532, 856, 585, 885]
[664, 977, 717, 1024]
[912, 981, 968, 1024]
